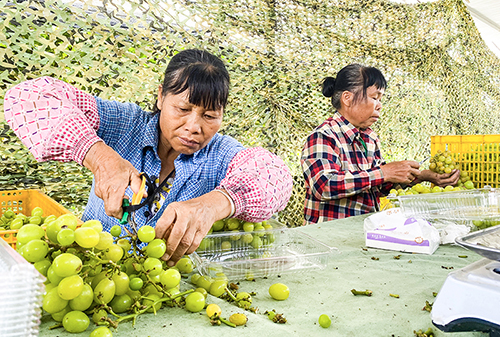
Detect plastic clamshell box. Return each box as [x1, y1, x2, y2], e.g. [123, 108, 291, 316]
[0, 189, 82, 248]
[190, 219, 336, 281]
[391, 187, 500, 221]
[0, 238, 45, 337]
[431, 134, 500, 188]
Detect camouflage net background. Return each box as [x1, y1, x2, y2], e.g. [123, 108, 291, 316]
[1, 0, 500, 226]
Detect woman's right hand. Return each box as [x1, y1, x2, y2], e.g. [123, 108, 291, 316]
[380, 160, 421, 184]
[83, 141, 144, 219]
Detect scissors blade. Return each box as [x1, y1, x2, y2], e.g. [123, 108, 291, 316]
[419, 156, 430, 165]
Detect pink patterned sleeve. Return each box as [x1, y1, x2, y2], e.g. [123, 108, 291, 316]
[4, 77, 101, 165]
[217, 147, 293, 222]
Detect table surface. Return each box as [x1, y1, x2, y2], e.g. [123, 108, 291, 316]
[38, 214, 489, 337]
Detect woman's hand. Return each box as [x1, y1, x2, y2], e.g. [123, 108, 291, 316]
[83, 141, 144, 219]
[417, 169, 460, 187]
[155, 190, 232, 266]
[380, 160, 421, 184]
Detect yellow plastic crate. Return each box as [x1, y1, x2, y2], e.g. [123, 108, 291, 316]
[431, 135, 500, 188]
[0, 189, 81, 248]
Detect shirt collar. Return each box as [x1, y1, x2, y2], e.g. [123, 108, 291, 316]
[332, 111, 377, 144]
[141, 113, 160, 152]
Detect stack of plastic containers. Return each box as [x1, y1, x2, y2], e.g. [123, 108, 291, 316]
[0, 238, 45, 337]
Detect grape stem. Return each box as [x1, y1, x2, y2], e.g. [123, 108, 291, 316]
[351, 289, 373, 296]
[48, 323, 63, 330]
[218, 317, 236, 328]
[112, 289, 194, 325]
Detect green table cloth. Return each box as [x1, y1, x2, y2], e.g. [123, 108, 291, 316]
[38, 214, 489, 337]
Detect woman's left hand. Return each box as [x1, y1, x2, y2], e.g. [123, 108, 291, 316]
[155, 190, 232, 266]
[417, 169, 461, 187]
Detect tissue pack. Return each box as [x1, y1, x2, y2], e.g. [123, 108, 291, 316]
[364, 208, 440, 254]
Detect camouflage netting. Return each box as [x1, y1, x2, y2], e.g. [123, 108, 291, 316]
[1, 0, 500, 226]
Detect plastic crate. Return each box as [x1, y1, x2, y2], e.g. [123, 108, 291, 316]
[0, 189, 81, 249]
[431, 135, 500, 188]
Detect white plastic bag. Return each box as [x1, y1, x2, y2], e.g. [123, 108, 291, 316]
[364, 208, 440, 254]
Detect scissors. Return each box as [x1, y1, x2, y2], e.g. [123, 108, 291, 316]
[419, 157, 430, 165]
[119, 174, 147, 233]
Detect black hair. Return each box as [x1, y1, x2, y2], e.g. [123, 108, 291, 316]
[322, 64, 387, 110]
[153, 49, 230, 114]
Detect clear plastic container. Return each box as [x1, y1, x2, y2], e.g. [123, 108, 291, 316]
[191, 219, 336, 281]
[0, 238, 45, 337]
[390, 187, 500, 221]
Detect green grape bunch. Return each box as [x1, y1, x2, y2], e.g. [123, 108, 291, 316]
[5, 207, 221, 335]
[428, 150, 458, 175]
[428, 150, 475, 189]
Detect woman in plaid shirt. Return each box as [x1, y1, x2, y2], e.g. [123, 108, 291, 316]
[5, 49, 292, 265]
[301, 64, 459, 223]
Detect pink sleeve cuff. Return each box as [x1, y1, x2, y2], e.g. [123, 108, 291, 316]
[4, 77, 100, 164]
[217, 147, 293, 222]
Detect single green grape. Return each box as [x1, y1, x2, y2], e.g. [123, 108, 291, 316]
[9, 218, 24, 230]
[269, 283, 290, 301]
[160, 268, 181, 289]
[110, 225, 122, 237]
[185, 292, 205, 312]
[52, 253, 83, 278]
[110, 293, 132, 313]
[57, 228, 75, 246]
[44, 214, 57, 225]
[221, 240, 231, 251]
[16, 224, 45, 244]
[194, 287, 208, 299]
[197, 276, 213, 292]
[116, 238, 132, 253]
[175, 257, 193, 274]
[318, 314, 331, 328]
[146, 238, 167, 258]
[242, 221, 255, 232]
[34, 259, 51, 277]
[31, 206, 44, 217]
[137, 225, 156, 243]
[42, 287, 69, 314]
[225, 218, 241, 231]
[143, 257, 163, 276]
[21, 239, 48, 263]
[212, 220, 225, 231]
[103, 245, 124, 263]
[92, 308, 108, 324]
[58, 274, 84, 300]
[112, 271, 130, 296]
[93, 278, 116, 304]
[4, 209, 15, 219]
[95, 231, 114, 250]
[89, 326, 113, 337]
[209, 279, 227, 297]
[82, 219, 103, 232]
[28, 215, 42, 225]
[74, 227, 100, 248]
[129, 277, 144, 291]
[62, 310, 90, 333]
[56, 214, 79, 230]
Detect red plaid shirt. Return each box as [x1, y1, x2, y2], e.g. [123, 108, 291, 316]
[301, 111, 393, 223]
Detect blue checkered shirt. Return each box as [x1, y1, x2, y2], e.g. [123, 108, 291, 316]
[82, 98, 245, 232]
